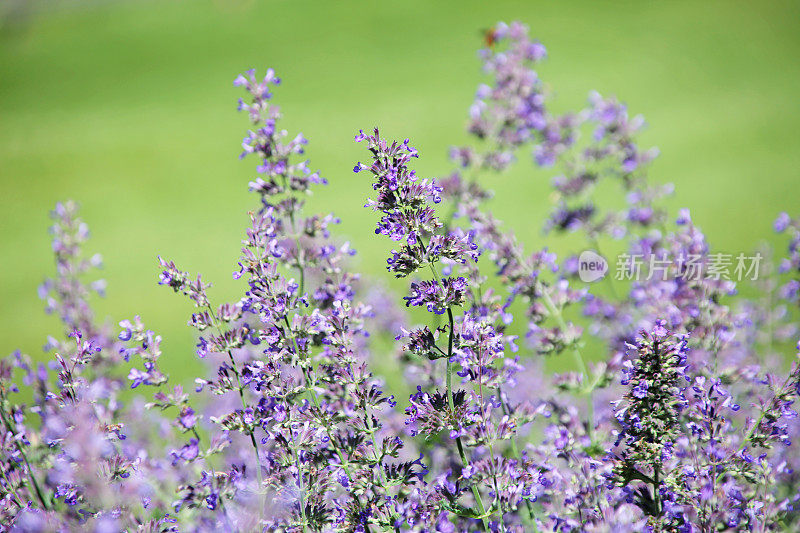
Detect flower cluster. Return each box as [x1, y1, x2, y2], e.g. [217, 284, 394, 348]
[2, 20, 799, 533]
[461, 21, 575, 170]
[356, 128, 479, 280]
[545, 91, 665, 239]
[38, 201, 113, 356]
[606, 322, 690, 528]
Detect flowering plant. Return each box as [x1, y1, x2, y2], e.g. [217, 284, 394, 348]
[3, 21, 799, 532]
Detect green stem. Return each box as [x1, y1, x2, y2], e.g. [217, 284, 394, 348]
[365, 402, 403, 528]
[445, 308, 490, 531]
[653, 465, 662, 517]
[287, 410, 309, 532]
[454, 436, 490, 530]
[589, 237, 619, 301]
[480, 384, 505, 528]
[497, 387, 540, 531]
[0, 398, 49, 510]
[204, 303, 264, 513]
[539, 286, 595, 438]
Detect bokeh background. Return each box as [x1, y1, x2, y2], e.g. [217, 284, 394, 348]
[2, 0, 799, 380]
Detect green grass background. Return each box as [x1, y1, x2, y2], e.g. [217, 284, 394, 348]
[1, 0, 799, 381]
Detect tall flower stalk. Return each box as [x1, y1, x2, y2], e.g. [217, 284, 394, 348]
[357, 129, 544, 530]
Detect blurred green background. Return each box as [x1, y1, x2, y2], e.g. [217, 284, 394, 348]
[2, 0, 799, 381]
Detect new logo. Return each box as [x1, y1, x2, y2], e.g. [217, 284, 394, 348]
[578, 250, 608, 282]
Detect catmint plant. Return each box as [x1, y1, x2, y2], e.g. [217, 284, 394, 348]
[2, 19, 799, 533]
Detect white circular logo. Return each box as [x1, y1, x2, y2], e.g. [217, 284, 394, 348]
[578, 250, 608, 283]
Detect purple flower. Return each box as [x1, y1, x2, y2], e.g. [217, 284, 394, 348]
[632, 379, 649, 399]
[775, 212, 791, 232]
[170, 438, 200, 465]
